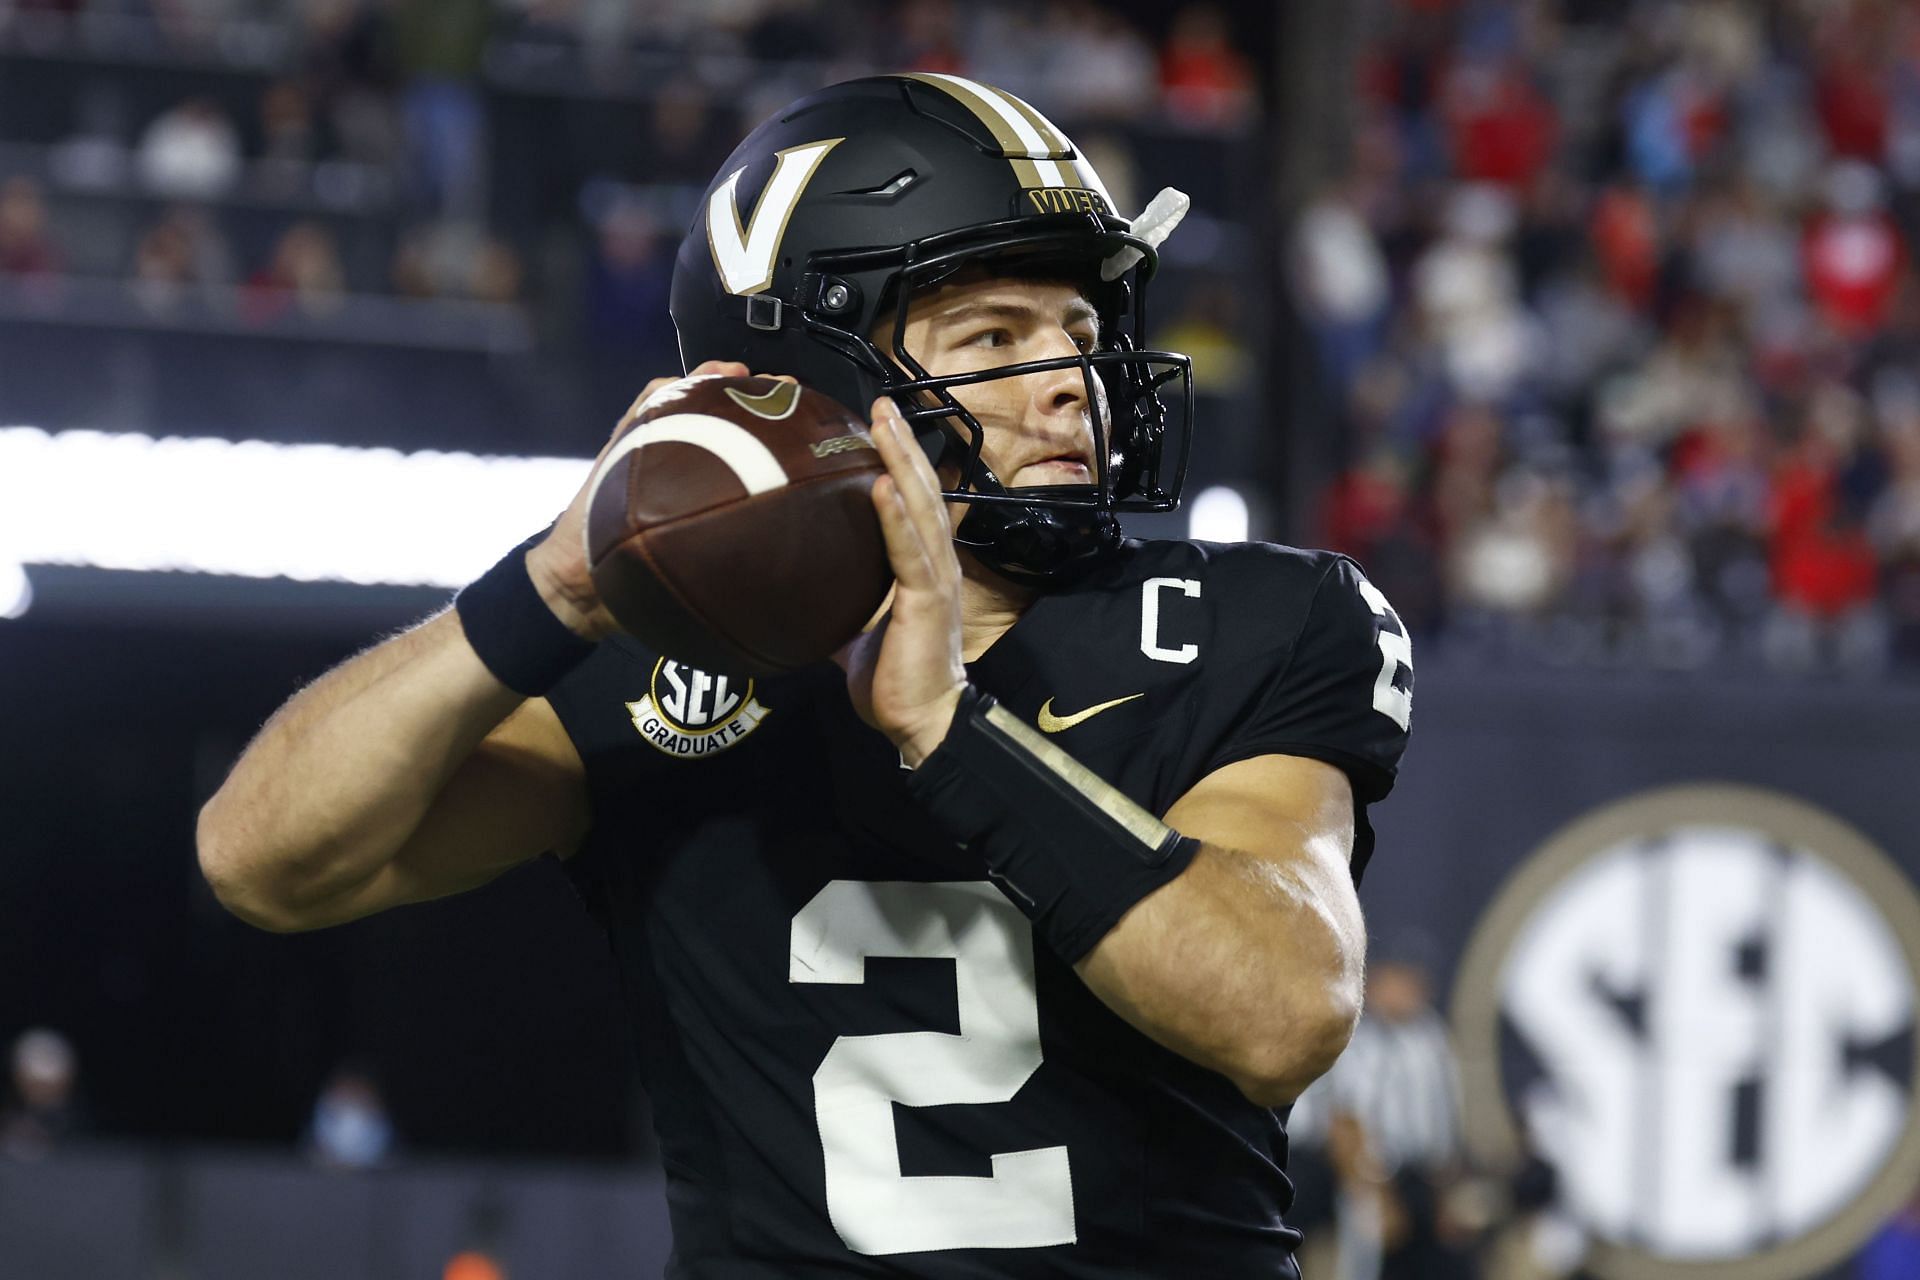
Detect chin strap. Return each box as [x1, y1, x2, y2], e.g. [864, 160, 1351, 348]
[935, 448, 1121, 586]
[954, 500, 1121, 587]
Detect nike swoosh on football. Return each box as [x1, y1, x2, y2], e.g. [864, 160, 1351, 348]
[724, 381, 801, 420]
[1036, 693, 1145, 733]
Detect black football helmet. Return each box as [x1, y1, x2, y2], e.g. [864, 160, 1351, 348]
[669, 73, 1194, 587]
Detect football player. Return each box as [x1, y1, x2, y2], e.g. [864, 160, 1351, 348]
[198, 75, 1412, 1277]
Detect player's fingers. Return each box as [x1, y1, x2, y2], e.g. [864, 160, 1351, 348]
[869, 396, 944, 493]
[868, 408, 938, 558]
[870, 400, 956, 582]
[883, 406, 955, 559]
[873, 486, 957, 647]
[866, 397, 916, 488]
[620, 362, 750, 425]
[623, 377, 674, 421]
[870, 472, 929, 571]
[871, 473, 939, 593]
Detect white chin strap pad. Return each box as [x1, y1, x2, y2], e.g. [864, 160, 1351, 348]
[1100, 187, 1192, 282]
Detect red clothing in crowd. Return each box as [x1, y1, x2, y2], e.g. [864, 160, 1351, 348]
[1160, 14, 1254, 128]
[1441, 62, 1555, 187]
[1590, 185, 1660, 309]
[0, 236, 60, 278]
[1321, 464, 1413, 565]
[1815, 63, 1889, 161]
[1804, 211, 1905, 337]
[1678, 79, 1728, 160]
[1771, 458, 1879, 616]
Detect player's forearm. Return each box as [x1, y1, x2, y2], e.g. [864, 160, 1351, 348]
[196, 607, 524, 924]
[1075, 840, 1365, 1107]
[904, 688, 1367, 1105]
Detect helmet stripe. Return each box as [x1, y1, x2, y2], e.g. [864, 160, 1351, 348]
[981, 87, 1086, 191]
[1066, 155, 1114, 207]
[902, 73, 1043, 186]
[904, 73, 1072, 189]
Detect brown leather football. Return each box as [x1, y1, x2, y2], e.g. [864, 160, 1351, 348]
[584, 374, 890, 674]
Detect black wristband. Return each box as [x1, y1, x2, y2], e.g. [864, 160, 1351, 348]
[453, 531, 598, 696]
[906, 685, 1200, 963]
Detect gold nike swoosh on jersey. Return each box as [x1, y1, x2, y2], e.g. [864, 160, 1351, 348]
[723, 380, 801, 420]
[1036, 693, 1145, 733]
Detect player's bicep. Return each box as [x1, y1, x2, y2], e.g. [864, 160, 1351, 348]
[1164, 753, 1366, 974]
[302, 698, 589, 926]
[1165, 752, 1354, 867]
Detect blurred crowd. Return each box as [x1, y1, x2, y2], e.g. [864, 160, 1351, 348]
[1297, 0, 1920, 675]
[0, 1024, 400, 1168]
[1, 0, 1256, 132]
[0, 0, 1252, 343]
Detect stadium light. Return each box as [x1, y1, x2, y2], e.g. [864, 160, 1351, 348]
[0, 427, 589, 589]
[1186, 485, 1250, 543]
[0, 560, 31, 620]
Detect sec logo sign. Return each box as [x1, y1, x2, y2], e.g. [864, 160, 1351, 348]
[627, 659, 770, 758]
[1453, 786, 1920, 1280]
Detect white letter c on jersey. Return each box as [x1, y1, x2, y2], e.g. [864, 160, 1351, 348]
[1141, 577, 1201, 664]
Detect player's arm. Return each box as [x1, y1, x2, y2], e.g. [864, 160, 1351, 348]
[1072, 754, 1365, 1107]
[900, 681, 1366, 1107]
[198, 359, 755, 931]
[196, 608, 591, 932]
[849, 396, 1388, 1107]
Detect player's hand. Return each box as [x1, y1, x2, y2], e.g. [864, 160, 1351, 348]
[526, 359, 754, 642]
[837, 396, 967, 766]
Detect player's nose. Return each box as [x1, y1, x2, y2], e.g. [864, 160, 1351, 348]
[1028, 334, 1089, 416]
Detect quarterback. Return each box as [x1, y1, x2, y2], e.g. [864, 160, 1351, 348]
[198, 75, 1412, 1276]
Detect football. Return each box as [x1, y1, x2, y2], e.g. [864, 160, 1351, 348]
[584, 374, 892, 674]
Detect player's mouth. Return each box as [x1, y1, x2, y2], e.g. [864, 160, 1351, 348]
[1016, 454, 1094, 484]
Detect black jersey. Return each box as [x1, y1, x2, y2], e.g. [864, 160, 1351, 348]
[545, 538, 1412, 1278]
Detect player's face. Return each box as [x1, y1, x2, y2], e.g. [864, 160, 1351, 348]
[885, 274, 1106, 493]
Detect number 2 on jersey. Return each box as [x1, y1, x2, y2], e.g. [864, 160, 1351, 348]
[789, 880, 1077, 1255]
[1357, 577, 1412, 731]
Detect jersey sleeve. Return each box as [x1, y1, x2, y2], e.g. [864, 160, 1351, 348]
[536, 635, 664, 929]
[537, 651, 614, 926]
[1205, 553, 1412, 806]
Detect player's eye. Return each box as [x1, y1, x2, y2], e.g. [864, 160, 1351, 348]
[963, 327, 1013, 349]
[1070, 331, 1098, 354]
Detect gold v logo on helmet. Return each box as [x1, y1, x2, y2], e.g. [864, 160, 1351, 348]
[724, 380, 803, 420]
[706, 138, 843, 297]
